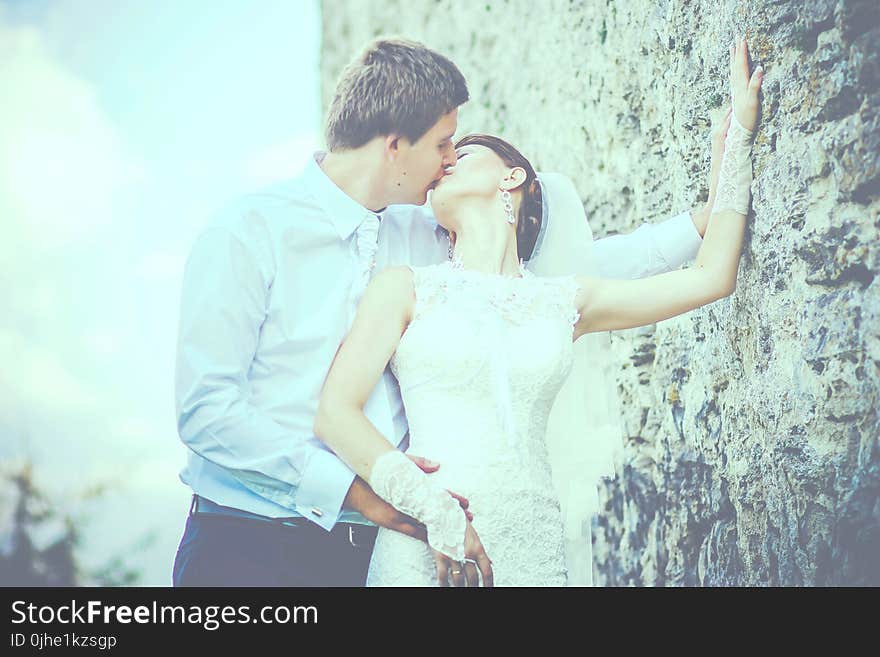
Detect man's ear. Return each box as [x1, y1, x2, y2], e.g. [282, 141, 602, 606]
[384, 134, 402, 162]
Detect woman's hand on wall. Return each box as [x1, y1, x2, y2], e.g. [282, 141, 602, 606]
[730, 35, 764, 133]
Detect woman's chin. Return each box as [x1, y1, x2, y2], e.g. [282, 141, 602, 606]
[429, 185, 448, 208]
[428, 193, 456, 231]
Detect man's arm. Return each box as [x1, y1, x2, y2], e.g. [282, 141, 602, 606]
[591, 206, 707, 279]
[175, 215, 355, 531]
[178, 211, 464, 538]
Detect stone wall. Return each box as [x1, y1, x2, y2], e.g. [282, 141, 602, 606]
[320, 0, 879, 585]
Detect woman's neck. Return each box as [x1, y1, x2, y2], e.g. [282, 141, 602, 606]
[447, 202, 521, 277]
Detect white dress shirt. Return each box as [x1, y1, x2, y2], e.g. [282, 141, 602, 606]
[175, 151, 702, 531]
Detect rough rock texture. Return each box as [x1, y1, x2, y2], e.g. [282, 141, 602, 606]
[320, 0, 880, 585]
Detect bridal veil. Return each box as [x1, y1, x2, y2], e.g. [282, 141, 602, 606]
[525, 172, 626, 587]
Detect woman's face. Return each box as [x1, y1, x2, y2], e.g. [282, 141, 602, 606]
[429, 144, 510, 222]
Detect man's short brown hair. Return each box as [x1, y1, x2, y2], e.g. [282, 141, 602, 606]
[324, 38, 469, 151]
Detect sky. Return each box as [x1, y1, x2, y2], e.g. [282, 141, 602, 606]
[0, 0, 322, 585]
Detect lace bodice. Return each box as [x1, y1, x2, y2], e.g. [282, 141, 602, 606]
[366, 259, 582, 586]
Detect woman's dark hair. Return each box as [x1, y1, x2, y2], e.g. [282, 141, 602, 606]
[453, 134, 542, 262]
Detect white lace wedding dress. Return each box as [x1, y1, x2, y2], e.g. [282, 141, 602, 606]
[365, 258, 582, 587]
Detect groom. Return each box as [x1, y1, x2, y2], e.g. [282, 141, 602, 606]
[171, 38, 717, 586]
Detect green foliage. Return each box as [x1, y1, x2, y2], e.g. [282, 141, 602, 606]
[0, 461, 155, 586]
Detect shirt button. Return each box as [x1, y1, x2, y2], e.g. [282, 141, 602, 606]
[310, 507, 324, 517]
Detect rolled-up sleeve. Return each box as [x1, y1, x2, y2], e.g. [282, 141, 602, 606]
[175, 215, 354, 530]
[592, 210, 702, 279]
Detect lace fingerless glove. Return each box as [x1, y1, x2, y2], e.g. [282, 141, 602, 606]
[368, 450, 467, 561]
[710, 110, 755, 216]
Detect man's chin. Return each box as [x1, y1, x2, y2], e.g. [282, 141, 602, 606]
[394, 185, 433, 207]
[409, 189, 430, 206]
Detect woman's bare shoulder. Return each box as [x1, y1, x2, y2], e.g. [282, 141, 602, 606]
[362, 266, 417, 319]
[370, 265, 415, 290]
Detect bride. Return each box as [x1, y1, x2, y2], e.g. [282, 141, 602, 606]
[314, 38, 764, 586]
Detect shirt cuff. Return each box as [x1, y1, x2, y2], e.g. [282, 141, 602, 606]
[653, 210, 702, 270]
[295, 448, 357, 532]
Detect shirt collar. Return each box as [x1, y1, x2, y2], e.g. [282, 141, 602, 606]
[305, 151, 379, 240]
[433, 216, 449, 240]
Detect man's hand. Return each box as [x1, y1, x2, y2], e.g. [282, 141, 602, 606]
[341, 454, 473, 542]
[432, 520, 494, 587]
[343, 476, 427, 540]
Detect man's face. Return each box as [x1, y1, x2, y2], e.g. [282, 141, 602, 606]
[390, 108, 459, 206]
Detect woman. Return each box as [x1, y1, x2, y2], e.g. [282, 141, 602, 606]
[314, 37, 764, 586]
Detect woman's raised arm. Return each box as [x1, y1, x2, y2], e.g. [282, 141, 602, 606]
[573, 205, 745, 338]
[574, 35, 764, 339]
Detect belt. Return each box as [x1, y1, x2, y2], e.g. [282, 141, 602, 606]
[191, 494, 305, 526]
[189, 494, 377, 547]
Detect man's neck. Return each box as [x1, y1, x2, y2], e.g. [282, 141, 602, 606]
[319, 150, 389, 214]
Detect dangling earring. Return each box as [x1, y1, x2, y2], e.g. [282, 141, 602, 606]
[447, 231, 455, 259]
[501, 189, 515, 225]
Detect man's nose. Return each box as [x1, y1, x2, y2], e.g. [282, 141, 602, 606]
[444, 148, 458, 167]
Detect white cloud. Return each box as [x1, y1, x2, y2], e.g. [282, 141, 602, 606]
[0, 22, 142, 249]
[0, 329, 99, 414]
[0, 1, 322, 585]
[241, 133, 320, 186]
[133, 250, 187, 283]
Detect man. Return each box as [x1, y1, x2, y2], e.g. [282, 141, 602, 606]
[171, 38, 714, 586]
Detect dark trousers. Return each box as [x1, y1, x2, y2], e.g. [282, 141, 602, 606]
[172, 496, 379, 587]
